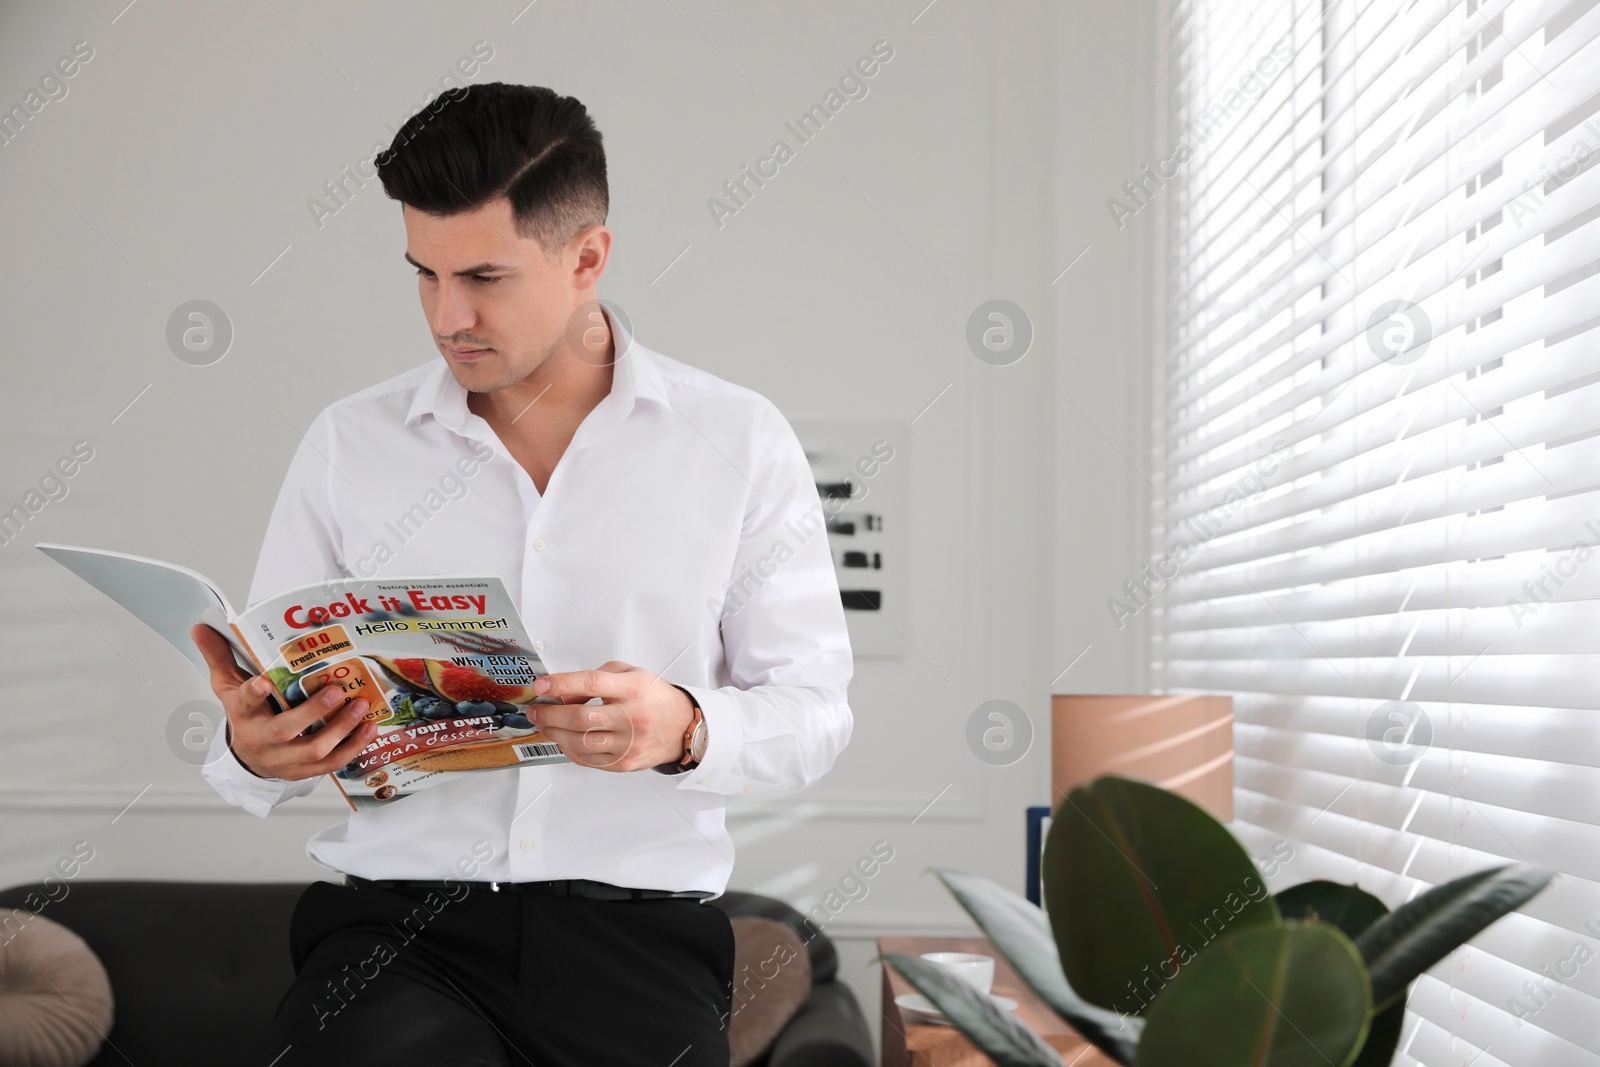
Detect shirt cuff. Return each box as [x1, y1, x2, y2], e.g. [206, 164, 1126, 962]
[200, 720, 315, 818]
[671, 684, 748, 794]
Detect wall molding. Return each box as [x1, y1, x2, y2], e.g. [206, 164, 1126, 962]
[814, 913, 978, 940]
[0, 785, 987, 822]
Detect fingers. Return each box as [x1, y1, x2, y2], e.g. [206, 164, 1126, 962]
[304, 721, 378, 778]
[538, 699, 650, 770]
[191, 624, 249, 692]
[289, 700, 379, 775]
[248, 699, 377, 780]
[231, 676, 283, 724]
[191, 626, 281, 730]
[534, 665, 639, 703]
[534, 701, 614, 734]
[267, 682, 368, 744]
[541, 719, 616, 752]
[541, 721, 640, 770]
[538, 725, 593, 752]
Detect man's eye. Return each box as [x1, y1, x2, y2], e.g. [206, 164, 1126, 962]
[471, 275, 501, 285]
[415, 268, 434, 279]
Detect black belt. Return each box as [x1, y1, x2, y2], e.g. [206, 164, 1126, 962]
[345, 874, 710, 901]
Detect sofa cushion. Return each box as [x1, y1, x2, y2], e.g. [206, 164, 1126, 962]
[0, 881, 303, 1067]
[728, 916, 812, 1067]
[712, 890, 838, 983]
[0, 909, 113, 1067]
[765, 981, 875, 1067]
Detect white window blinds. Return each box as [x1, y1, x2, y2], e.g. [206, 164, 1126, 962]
[1153, 0, 1600, 1063]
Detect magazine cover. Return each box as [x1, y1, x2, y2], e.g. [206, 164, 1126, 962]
[238, 576, 567, 810]
[37, 545, 568, 811]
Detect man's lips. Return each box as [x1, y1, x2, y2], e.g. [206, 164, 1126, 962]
[444, 344, 494, 362]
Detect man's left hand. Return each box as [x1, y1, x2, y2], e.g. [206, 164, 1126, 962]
[532, 661, 696, 771]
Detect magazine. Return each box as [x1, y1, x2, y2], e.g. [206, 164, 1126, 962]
[37, 543, 568, 811]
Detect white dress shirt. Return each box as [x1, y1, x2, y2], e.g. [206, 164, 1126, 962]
[201, 311, 853, 894]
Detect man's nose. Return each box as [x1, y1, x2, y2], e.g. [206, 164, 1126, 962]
[430, 281, 477, 338]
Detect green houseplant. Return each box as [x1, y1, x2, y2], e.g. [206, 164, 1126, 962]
[886, 775, 1549, 1067]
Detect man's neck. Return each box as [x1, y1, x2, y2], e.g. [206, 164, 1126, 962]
[468, 337, 615, 435]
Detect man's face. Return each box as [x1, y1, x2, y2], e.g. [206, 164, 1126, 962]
[402, 197, 599, 393]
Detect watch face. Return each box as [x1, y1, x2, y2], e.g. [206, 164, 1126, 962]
[689, 721, 708, 762]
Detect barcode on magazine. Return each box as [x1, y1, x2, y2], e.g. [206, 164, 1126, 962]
[514, 742, 563, 761]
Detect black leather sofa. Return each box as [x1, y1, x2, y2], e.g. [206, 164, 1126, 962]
[0, 880, 873, 1067]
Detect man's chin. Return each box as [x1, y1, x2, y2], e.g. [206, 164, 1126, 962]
[443, 354, 518, 392]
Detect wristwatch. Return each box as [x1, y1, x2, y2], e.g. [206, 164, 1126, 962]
[655, 686, 707, 775]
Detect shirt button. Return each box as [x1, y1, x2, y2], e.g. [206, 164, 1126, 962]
[533, 641, 544, 652]
[519, 838, 533, 852]
[533, 539, 546, 552]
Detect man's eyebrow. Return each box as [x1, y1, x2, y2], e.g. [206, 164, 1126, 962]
[403, 252, 516, 276]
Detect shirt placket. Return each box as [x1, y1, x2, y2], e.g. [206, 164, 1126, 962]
[458, 386, 626, 880]
[510, 474, 547, 878]
[448, 411, 547, 877]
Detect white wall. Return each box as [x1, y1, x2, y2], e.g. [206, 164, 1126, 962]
[0, 0, 1156, 1041]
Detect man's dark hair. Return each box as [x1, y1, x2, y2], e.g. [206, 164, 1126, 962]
[376, 82, 608, 262]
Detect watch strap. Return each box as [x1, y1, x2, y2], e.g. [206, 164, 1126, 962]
[653, 686, 703, 775]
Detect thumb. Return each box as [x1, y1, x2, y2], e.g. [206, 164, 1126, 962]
[191, 623, 247, 690]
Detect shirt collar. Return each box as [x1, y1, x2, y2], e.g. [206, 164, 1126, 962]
[404, 303, 668, 432]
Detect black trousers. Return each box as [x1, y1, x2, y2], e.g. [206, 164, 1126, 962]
[271, 879, 735, 1066]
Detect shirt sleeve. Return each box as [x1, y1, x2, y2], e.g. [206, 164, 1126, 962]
[201, 720, 320, 818]
[674, 400, 855, 796]
[201, 409, 346, 816]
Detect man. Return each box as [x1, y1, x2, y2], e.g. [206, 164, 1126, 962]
[190, 82, 853, 1065]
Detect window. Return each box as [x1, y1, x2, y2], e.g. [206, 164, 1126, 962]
[1154, 0, 1600, 1063]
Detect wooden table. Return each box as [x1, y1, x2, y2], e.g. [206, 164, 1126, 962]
[878, 935, 1119, 1067]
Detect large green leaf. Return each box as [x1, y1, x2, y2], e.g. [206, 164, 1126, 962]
[936, 869, 1141, 1065]
[1134, 923, 1372, 1067]
[1276, 881, 1389, 939]
[884, 953, 1064, 1067]
[1045, 776, 1280, 1013]
[1277, 881, 1403, 1067]
[1355, 863, 1551, 1010]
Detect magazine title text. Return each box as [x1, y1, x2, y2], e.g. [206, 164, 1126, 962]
[284, 589, 489, 629]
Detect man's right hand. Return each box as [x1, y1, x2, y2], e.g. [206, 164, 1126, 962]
[190, 623, 379, 781]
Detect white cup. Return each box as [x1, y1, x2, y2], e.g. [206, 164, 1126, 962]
[920, 951, 995, 995]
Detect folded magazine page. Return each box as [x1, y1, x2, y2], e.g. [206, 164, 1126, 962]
[36, 544, 567, 811]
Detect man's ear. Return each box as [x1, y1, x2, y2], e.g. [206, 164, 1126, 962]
[565, 224, 612, 286]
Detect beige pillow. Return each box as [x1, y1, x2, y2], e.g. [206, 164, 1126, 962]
[728, 916, 812, 1067]
[0, 910, 113, 1067]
